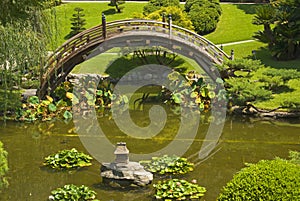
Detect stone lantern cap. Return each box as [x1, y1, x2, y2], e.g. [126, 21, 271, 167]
[114, 142, 129, 154]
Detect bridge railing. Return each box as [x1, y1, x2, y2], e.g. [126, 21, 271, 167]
[104, 19, 231, 62]
[40, 19, 231, 98]
[43, 19, 230, 79]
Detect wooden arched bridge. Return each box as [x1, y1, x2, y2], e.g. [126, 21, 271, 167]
[37, 17, 231, 99]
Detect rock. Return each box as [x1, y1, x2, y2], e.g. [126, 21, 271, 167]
[21, 89, 37, 102]
[101, 162, 153, 187]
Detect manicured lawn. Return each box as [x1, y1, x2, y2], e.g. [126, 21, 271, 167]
[52, 2, 146, 47]
[205, 4, 263, 44]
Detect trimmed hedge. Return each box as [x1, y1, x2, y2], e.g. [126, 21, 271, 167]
[218, 158, 300, 200]
[185, 0, 221, 35]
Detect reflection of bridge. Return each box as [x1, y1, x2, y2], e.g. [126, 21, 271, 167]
[37, 18, 231, 98]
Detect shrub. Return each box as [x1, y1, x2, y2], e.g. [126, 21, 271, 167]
[49, 184, 99, 201]
[68, 7, 86, 38]
[109, 0, 125, 13]
[143, 0, 180, 15]
[154, 179, 206, 200]
[44, 148, 93, 170]
[262, 68, 300, 82]
[185, 0, 221, 34]
[146, 6, 194, 31]
[217, 158, 300, 201]
[0, 141, 8, 191]
[289, 150, 300, 165]
[225, 77, 272, 105]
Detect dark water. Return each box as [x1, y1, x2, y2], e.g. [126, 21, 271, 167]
[0, 109, 299, 201]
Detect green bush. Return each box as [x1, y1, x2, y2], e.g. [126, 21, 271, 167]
[0, 141, 8, 191]
[225, 77, 272, 105]
[185, 0, 221, 34]
[289, 150, 300, 165]
[49, 184, 99, 201]
[146, 6, 194, 31]
[263, 68, 300, 82]
[143, 0, 180, 15]
[217, 158, 300, 201]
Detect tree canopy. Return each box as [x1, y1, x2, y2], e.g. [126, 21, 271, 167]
[253, 0, 300, 60]
[143, 0, 180, 15]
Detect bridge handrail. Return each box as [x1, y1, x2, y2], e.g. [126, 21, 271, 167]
[41, 19, 230, 92]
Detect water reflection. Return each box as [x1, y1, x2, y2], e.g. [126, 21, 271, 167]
[0, 111, 299, 201]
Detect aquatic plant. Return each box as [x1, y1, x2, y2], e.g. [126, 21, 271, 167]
[140, 155, 194, 175]
[43, 148, 92, 170]
[0, 141, 8, 191]
[153, 179, 206, 200]
[164, 71, 212, 111]
[16, 95, 72, 122]
[49, 184, 99, 201]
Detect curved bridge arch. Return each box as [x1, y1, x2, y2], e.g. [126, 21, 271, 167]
[38, 19, 230, 98]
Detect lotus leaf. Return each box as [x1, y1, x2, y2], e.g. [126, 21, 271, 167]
[153, 179, 206, 200]
[43, 148, 93, 170]
[140, 155, 194, 175]
[50, 184, 100, 201]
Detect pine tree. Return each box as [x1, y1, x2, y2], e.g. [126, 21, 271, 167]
[69, 7, 86, 38]
[110, 0, 125, 13]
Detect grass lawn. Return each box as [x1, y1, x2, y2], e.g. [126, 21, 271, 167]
[74, 51, 201, 78]
[52, 2, 146, 47]
[205, 4, 263, 44]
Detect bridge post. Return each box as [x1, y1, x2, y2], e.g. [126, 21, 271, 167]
[162, 13, 166, 28]
[230, 49, 234, 60]
[168, 14, 172, 38]
[102, 13, 107, 39]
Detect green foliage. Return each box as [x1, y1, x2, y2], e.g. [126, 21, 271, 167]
[16, 95, 71, 122]
[164, 71, 212, 111]
[288, 150, 300, 165]
[140, 155, 194, 175]
[225, 77, 272, 105]
[185, 0, 221, 35]
[146, 6, 194, 31]
[110, 0, 125, 13]
[50, 184, 99, 201]
[253, 0, 300, 60]
[68, 7, 86, 38]
[0, 22, 48, 119]
[44, 148, 93, 170]
[0, 0, 50, 25]
[48, 0, 62, 7]
[153, 179, 206, 200]
[262, 68, 300, 82]
[217, 158, 300, 201]
[0, 141, 8, 191]
[143, 0, 180, 15]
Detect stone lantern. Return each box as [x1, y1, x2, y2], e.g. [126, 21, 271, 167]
[101, 142, 153, 187]
[114, 142, 129, 164]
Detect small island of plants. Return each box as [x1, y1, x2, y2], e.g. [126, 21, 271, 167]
[43, 148, 93, 170]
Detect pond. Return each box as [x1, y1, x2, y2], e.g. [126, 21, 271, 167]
[0, 107, 299, 201]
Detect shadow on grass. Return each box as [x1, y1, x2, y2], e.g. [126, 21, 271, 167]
[252, 47, 300, 70]
[105, 55, 186, 78]
[236, 4, 262, 14]
[102, 8, 117, 16]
